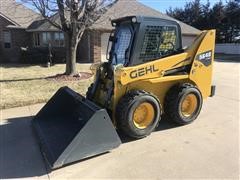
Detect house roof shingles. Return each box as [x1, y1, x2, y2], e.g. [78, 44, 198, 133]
[27, 13, 62, 32]
[92, 0, 200, 35]
[0, 0, 40, 28]
[27, 0, 200, 35]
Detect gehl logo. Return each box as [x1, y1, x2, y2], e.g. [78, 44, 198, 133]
[130, 65, 159, 79]
[196, 50, 212, 67]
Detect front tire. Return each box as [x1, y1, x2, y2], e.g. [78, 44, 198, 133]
[116, 90, 161, 139]
[86, 83, 94, 100]
[164, 83, 203, 125]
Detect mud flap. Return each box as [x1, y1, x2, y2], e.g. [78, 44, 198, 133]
[32, 87, 121, 169]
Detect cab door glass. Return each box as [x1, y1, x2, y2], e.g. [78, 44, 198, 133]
[112, 26, 132, 65]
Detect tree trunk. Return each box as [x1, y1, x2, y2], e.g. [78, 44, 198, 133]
[65, 33, 78, 75]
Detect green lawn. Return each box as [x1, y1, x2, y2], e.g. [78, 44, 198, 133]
[0, 63, 93, 109]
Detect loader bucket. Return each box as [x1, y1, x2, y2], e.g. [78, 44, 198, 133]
[32, 87, 121, 169]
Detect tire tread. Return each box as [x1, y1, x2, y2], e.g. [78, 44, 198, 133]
[164, 83, 202, 125]
[116, 90, 160, 138]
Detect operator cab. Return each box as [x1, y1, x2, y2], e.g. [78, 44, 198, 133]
[107, 16, 183, 67]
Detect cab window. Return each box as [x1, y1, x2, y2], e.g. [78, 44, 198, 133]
[111, 26, 132, 65]
[139, 26, 178, 61]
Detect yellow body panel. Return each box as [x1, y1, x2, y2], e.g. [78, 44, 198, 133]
[114, 52, 190, 86]
[189, 30, 216, 98]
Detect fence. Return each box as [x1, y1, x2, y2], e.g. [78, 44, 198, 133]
[215, 43, 240, 55]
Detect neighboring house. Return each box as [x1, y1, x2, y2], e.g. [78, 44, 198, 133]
[0, 0, 40, 62]
[1, 0, 201, 63]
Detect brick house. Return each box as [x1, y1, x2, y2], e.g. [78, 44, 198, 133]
[0, 0, 40, 62]
[1, 0, 200, 63]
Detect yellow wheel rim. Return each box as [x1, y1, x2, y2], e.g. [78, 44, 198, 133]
[181, 94, 198, 117]
[133, 102, 155, 129]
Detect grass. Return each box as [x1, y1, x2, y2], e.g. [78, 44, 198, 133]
[0, 63, 93, 109]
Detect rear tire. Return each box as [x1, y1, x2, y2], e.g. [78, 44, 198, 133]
[116, 90, 161, 139]
[164, 83, 203, 125]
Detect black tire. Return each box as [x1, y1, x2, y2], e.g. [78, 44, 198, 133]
[164, 83, 203, 125]
[116, 90, 161, 139]
[86, 83, 94, 100]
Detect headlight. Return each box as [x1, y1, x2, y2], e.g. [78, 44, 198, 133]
[132, 17, 137, 23]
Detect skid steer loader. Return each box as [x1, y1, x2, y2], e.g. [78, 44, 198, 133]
[33, 16, 216, 169]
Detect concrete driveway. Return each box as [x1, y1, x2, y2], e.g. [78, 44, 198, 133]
[0, 61, 239, 179]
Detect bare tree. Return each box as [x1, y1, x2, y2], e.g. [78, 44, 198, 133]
[22, 0, 118, 75]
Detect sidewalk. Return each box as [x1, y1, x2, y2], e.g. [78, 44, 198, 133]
[0, 104, 49, 179]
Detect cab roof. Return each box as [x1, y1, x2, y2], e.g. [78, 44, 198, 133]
[111, 16, 180, 27]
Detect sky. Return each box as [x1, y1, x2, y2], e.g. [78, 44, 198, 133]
[17, 0, 224, 14]
[138, 0, 223, 13]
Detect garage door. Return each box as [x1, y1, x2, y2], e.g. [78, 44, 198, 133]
[101, 33, 111, 62]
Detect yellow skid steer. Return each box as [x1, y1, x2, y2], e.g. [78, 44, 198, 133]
[33, 16, 216, 169]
